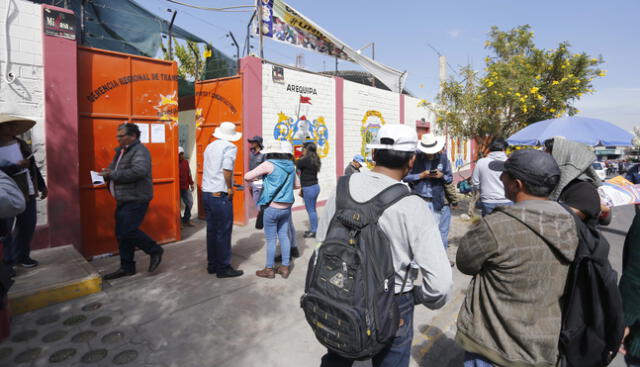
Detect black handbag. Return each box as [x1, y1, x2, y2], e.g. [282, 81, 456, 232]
[254, 175, 289, 230]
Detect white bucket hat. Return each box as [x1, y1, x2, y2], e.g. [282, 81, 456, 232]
[367, 124, 418, 152]
[212, 121, 242, 142]
[263, 140, 294, 155]
[417, 133, 445, 154]
[0, 114, 36, 135]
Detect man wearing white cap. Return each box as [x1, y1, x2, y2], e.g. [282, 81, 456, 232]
[404, 133, 454, 252]
[316, 124, 452, 366]
[202, 122, 243, 278]
[178, 146, 195, 227]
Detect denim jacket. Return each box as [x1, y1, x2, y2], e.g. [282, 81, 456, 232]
[403, 152, 453, 211]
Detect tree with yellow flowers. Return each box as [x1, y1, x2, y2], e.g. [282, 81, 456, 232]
[432, 25, 605, 153]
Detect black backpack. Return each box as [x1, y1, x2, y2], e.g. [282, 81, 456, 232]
[559, 207, 625, 367]
[301, 175, 411, 360]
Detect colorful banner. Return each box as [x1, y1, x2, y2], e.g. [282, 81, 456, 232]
[256, 0, 407, 92]
[598, 175, 640, 207]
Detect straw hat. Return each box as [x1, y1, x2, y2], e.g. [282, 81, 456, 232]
[263, 140, 294, 155]
[212, 121, 242, 142]
[417, 133, 445, 154]
[0, 114, 36, 135]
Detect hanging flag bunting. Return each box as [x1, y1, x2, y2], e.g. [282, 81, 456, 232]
[255, 0, 407, 92]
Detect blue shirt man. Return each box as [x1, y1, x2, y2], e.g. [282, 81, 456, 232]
[404, 134, 453, 249]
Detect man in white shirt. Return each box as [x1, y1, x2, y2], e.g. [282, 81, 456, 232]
[202, 122, 243, 278]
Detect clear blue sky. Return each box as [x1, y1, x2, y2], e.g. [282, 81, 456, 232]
[137, 0, 640, 131]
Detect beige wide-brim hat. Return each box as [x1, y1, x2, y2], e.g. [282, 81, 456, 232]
[417, 133, 446, 154]
[212, 121, 242, 142]
[263, 140, 294, 155]
[0, 114, 36, 135]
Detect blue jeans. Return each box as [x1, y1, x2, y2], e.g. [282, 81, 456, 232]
[302, 184, 320, 232]
[320, 292, 415, 367]
[439, 205, 451, 249]
[480, 201, 513, 217]
[115, 201, 163, 272]
[3, 196, 37, 264]
[203, 193, 234, 274]
[264, 207, 291, 267]
[288, 215, 297, 248]
[464, 352, 495, 367]
[425, 200, 445, 249]
[251, 182, 262, 210]
[180, 189, 193, 223]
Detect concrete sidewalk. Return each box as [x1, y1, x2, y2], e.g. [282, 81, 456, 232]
[0, 208, 473, 367]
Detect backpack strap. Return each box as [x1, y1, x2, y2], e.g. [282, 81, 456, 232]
[335, 175, 412, 223]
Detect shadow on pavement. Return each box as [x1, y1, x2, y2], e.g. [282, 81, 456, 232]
[412, 324, 464, 367]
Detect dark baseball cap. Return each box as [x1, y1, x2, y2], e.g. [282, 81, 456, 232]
[247, 135, 263, 148]
[489, 149, 561, 187]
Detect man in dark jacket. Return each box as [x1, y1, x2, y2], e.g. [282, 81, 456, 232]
[343, 154, 364, 176]
[100, 123, 163, 280]
[456, 149, 579, 367]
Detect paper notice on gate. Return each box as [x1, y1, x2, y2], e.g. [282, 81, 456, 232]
[151, 124, 165, 143]
[90, 171, 105, 186]
[135, 123, 150, 143]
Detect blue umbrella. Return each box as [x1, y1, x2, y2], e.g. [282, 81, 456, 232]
[507, 116, 634, 146]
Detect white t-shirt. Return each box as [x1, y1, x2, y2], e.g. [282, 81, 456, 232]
[0, 141, 35, 195]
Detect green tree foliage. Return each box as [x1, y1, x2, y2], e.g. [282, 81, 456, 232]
[432, 25, 606, 152]
[161, 40, 210, 81]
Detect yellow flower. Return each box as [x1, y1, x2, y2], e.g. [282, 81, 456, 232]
[550, 108, 556, 113]
[484, 41, 490, 47]
[561, 65, 566, 69]
[552, 80, 559, 85]
[515, 92, 521, 97]
[561, 77, 567, 82]
[568, 74, 574, 78]
[598, 70, 607, 77]
[590, 58, 598, 63]
[520, 97, 526, 102]
[576, 109, 580, 114]
[486, 81, 494, 87]
[578, 92, 583, 97]
[535, 75, 541, 80]
[537, 95, 544, 100]
[575, 79, 581, 84]
[530, 87, 539, 94]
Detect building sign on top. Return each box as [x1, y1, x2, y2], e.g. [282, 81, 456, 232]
[43, 8, 76, 40]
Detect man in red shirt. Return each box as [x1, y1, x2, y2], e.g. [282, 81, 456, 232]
[179, 146, 195, 227]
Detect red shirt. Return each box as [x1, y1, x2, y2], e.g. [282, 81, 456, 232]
[179, 159, 194, 190]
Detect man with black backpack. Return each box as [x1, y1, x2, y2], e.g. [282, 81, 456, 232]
[305, 124, 452, 367]
[456, 149, 623, 367]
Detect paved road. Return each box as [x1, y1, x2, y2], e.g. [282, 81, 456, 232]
[0, 204, 634, 367]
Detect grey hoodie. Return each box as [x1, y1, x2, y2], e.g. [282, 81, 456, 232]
[471, 151, 511, 203]
[456, 200, 578, 367]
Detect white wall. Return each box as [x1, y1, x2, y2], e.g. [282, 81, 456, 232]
[262, 63, 336, 206]
[343, 80, 400, 169]
[404, 95, 435, 131]
[0, 0, 47, 223]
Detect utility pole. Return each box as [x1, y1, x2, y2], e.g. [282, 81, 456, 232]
[256, 0, 264, 58]
[439, 55, 447, 94]
[167, 9, 177, 59]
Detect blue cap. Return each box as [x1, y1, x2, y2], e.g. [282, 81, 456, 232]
[353, 154, 365, 164]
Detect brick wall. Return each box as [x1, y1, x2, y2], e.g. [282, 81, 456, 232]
[343, 80, 400, 170]
[262, 62, 336, 206]
[0, 0, 47, 223]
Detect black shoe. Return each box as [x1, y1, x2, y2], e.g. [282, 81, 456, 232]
[18, 258, 39, 268]
[303, 230, 312, 236]
[103, 269, 136, 280]
[216, 267, 244, 278]
[303, 232, 316, 238]
[274, 254, 282, 263]
[290, 247, 300, 258]
[148, 250, 163, 272]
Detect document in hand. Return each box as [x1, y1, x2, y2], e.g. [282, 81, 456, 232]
[90, 171, 105, 186]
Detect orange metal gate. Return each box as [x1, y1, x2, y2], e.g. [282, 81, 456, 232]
[77, 46, 181, 257]
[195, 76, 246, 225]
